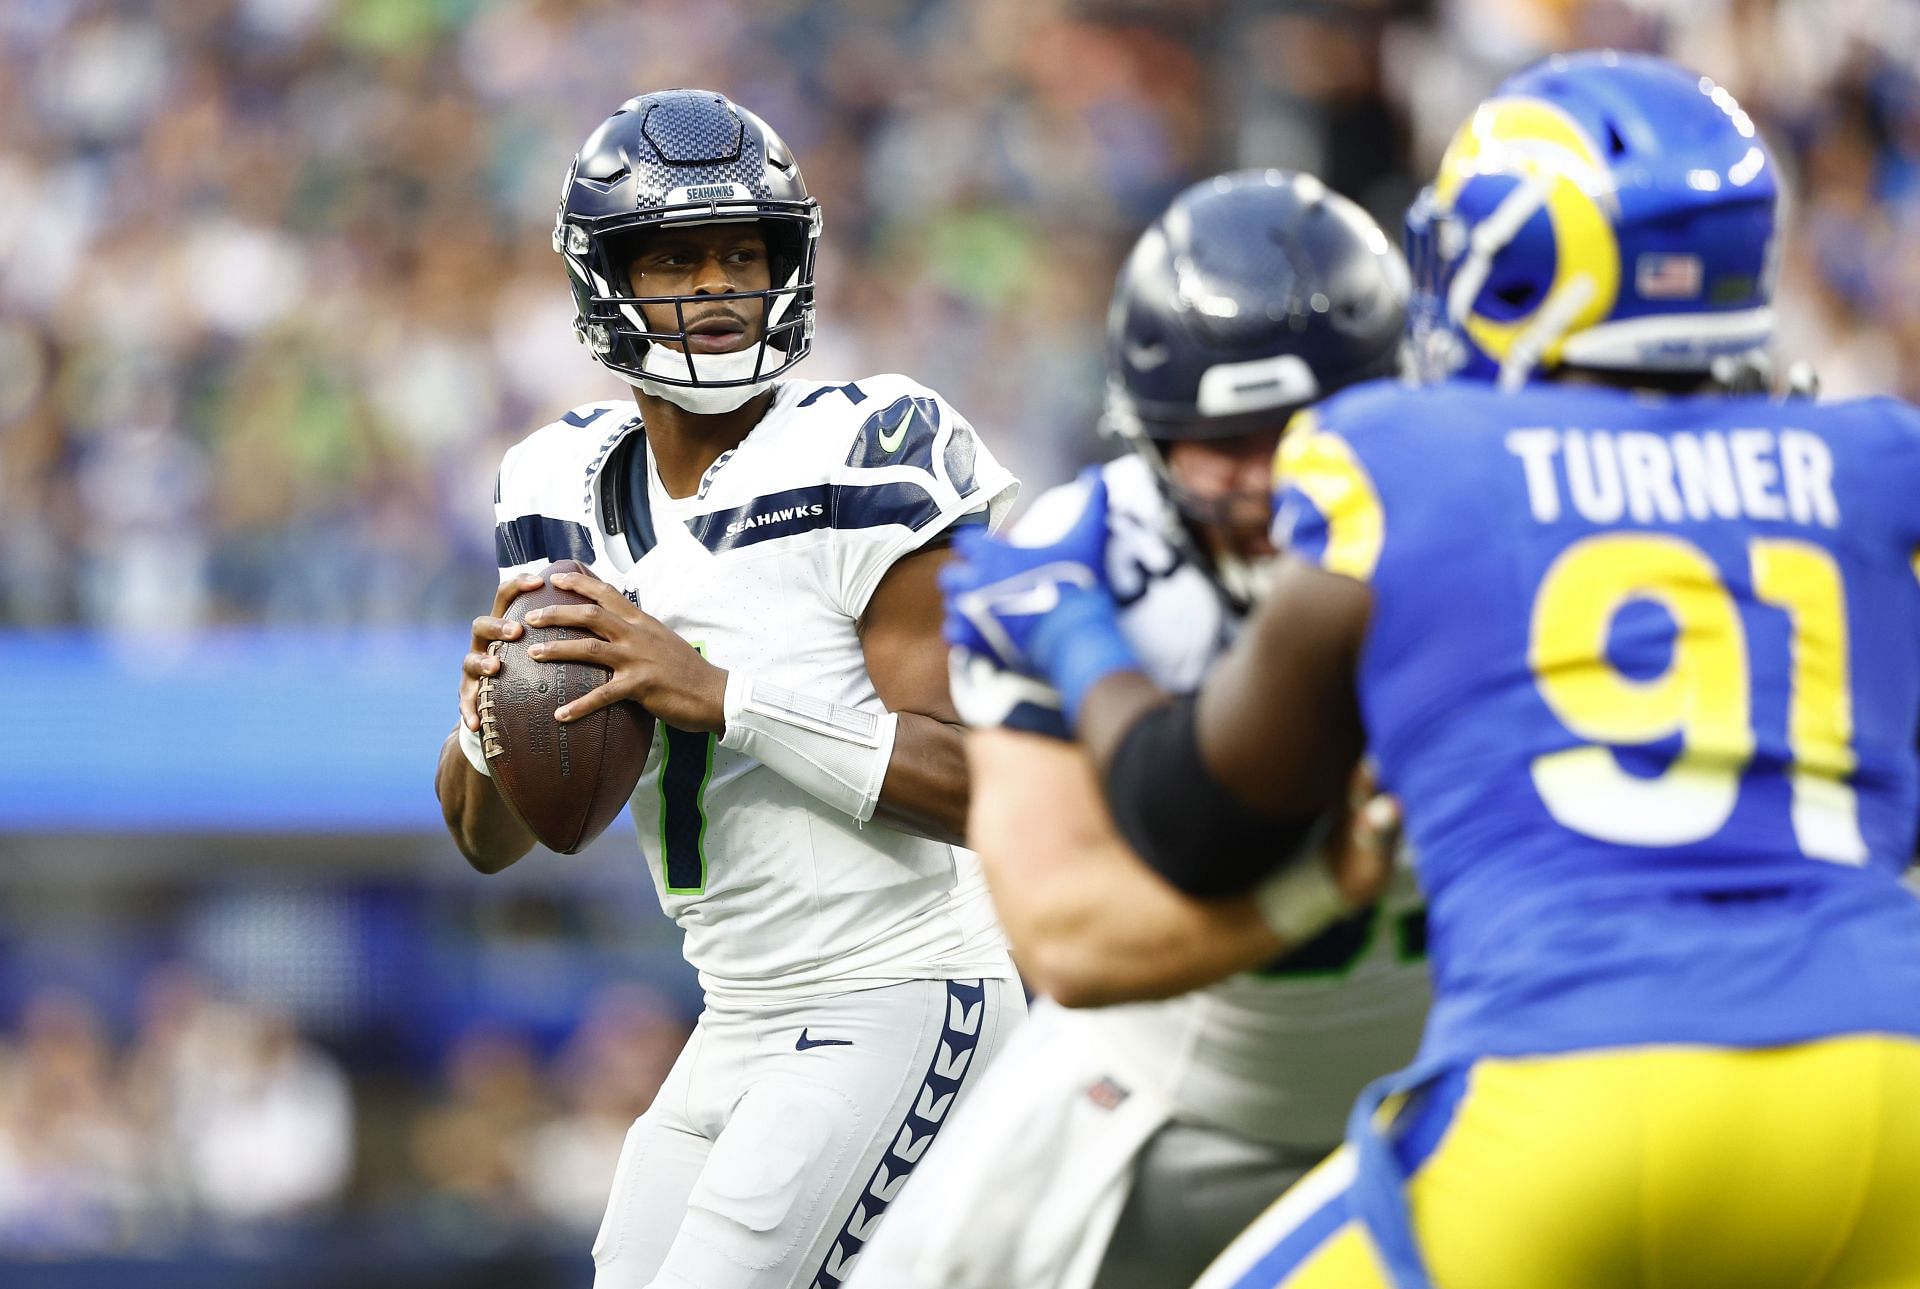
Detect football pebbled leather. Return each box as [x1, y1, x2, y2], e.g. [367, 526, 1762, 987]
[479, 560, 652, 853]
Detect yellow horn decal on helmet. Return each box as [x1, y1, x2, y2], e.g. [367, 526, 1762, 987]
[1433, 97, 1622, 372]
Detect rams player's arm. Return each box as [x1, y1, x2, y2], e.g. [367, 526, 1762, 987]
[966, 730, 1291, 1005]
[858, 542, 973, 847]
[1079, 554, 1372, 900]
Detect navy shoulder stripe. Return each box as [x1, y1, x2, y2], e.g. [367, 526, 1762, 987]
[496, 515, 595, 568]
[833, 480, 942, 534]
[686, 484, 832, 554]
[845, 395, 940, 474]
[799, 381, 867, 409]
[683, 481, 954, 554]
[942, 422, 980, 498]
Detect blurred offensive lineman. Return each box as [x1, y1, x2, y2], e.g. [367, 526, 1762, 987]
[849, 172, 1427, 1289]
[946, 53, 1920, 1288]
[432, 90, 1024, 1289]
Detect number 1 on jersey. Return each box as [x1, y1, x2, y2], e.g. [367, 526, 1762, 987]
[1751, 539, 1867, 863]
[660, 643, 716, 894]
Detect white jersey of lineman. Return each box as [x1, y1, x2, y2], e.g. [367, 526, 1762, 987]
[1020, 453, 1430, 1149]
[493, 374, 1019, 1004]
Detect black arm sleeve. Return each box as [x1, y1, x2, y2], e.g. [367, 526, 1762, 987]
[1103, 695, 1322, 898]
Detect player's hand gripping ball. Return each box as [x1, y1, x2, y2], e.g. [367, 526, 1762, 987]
[479, 560, 653, 853]
[940, 470, 1140, 729]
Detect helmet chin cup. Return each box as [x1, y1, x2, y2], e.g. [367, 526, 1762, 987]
[628, 322, 786, 412]
[632, 379, 768, 415]
[628, 343, 775, 413]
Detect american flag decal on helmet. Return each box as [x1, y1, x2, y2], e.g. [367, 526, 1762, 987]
[1636, 252, 1704, 300]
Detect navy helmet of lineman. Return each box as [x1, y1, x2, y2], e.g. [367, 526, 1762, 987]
[553, 87, 821, 412]
[1102, 169, 1408, 608]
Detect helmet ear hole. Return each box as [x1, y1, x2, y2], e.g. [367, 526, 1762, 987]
[601, 228, 650, 287]
[1602, 119, 1629, 158]
[1494, 281, 1538, 309]
[1477, 276, 1543, 323]
[762, 219, 805, 286]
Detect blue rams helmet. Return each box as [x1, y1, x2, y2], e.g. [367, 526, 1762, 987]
[1105, 171, 1406, 600]
[1404, 51, 1780, 389]
[553, 89, 821, 413]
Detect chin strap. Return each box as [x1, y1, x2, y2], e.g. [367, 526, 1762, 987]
[631, 375, 771, 414]
[627, 343, 779, 413]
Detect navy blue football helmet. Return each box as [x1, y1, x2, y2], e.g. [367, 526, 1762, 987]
[1104, 169, 1408, 604]
[554, 89, 821, 412]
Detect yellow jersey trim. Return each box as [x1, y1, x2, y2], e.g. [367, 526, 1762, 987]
[1274, 411, 1385, 583]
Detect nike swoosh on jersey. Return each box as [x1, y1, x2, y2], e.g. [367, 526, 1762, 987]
[877, 420, 910, 452]
[796, 1028, 855, 1050]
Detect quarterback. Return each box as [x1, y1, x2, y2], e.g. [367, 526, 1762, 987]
[433, 90, 1024, 1289]
[946, 53, 1920, 1288]
[850, 171, 1427, 1289]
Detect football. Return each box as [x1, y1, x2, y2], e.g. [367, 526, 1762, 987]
[478, 560, 653, 853]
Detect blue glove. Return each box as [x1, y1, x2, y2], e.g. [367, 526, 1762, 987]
[940, 471, 1141, 728]
[946, 647, 1072, 739]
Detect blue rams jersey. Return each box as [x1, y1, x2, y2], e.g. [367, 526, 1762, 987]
[1274, 378, 1920, 1066]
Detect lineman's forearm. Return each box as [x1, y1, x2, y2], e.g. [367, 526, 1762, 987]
[966, 729, 1286, 1006]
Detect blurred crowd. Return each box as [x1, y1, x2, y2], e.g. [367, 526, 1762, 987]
[1377, 0, 1920, 398]
[0, 0, 1206, 630]
[3, 0, 1919, 1267]
[409, 982, 687, 1248]
[0, 968, 687, 1256]
[3, 0, 1919, 630]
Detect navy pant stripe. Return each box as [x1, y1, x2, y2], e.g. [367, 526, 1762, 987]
[809, 979, 988, 1289]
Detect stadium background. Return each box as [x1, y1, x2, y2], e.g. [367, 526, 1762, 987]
[0, 0, 1908, 1283]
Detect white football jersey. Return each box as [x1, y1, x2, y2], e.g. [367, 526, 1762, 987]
[494, 374, 1020, 1004]
[1016, 454, 1430, 1149]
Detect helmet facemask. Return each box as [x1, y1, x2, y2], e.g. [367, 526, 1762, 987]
[557, 197, 822, 415]
[1103, 382, 1290, 614]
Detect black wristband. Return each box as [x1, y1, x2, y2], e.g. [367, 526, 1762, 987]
[1103, 695, 1320, 898]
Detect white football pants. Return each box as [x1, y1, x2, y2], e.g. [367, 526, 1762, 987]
[590, 976, 1024, 1289]
[845, 1000, 1321, 1289]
